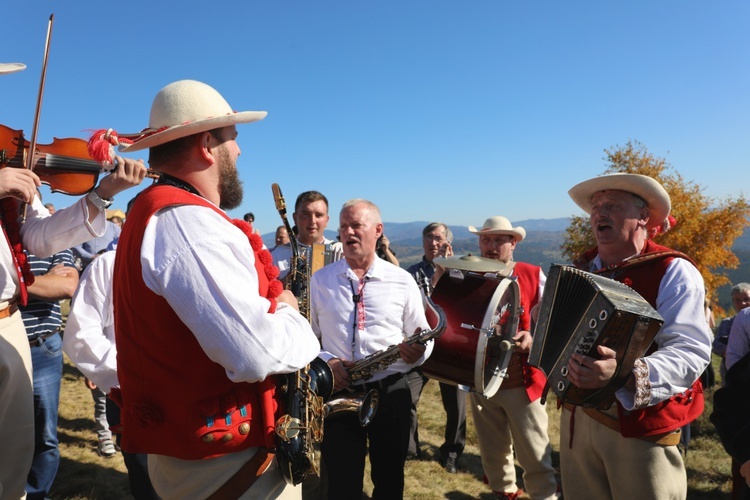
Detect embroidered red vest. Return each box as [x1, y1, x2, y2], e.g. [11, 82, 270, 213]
[576, 240, 704, 437]
[501, 261, 547, 402]
[113, 185, 278, 459]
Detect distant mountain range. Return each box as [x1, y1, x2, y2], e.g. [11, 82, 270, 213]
[262, 217, 750, 311]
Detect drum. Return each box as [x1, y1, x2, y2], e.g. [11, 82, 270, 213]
[421, 271, 520, 398]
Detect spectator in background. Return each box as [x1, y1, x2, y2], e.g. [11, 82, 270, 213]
[405, 222, 464, 470]
[376, 234, 399, 266]
[713, 283, 750, 385]
[244, 211, 261, 234]
[272, 225, 290, 251]
[22, 249, 79, 499]
[43, 203, 55, 214]
[71, 219, 121, 270]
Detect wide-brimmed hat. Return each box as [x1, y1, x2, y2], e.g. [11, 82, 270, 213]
[468, 216, 526, 241]
[0, 62, 26, 75]
[115, 80, 267, 153]
[568, 173, 671, 230]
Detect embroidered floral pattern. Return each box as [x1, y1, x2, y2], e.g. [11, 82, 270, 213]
[632, 358, 651, 409]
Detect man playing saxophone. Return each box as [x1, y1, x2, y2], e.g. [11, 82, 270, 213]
[310, 199, 433, 500]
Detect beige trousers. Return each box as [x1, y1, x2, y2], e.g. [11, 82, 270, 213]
[0, 310, 33, 500]
[149, 446, 300, 500]
[560, 406, 686, 500]
[471, 387, 558, 499]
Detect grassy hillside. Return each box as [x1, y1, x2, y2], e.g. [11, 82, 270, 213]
[52, 355, 733, 499]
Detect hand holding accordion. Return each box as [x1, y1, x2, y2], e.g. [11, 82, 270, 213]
[528, 264, 664, 410]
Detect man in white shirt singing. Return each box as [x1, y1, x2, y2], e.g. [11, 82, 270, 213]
[310, 199, 432, 500]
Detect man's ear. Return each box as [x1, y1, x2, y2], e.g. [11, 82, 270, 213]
[199, 131, 216, 164]
[639, 207, 651, 229]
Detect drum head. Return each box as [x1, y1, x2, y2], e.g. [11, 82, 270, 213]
[421, 273, 520, 398]
[476, 278, 520, 397]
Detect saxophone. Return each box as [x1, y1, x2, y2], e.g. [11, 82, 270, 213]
[346, 271, 447, 383]
[270, 184, 376, 485]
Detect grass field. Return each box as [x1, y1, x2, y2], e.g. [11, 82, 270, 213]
[51, 354, 733, 499]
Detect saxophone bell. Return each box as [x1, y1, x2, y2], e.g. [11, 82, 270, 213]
[325, 388, 380, 427]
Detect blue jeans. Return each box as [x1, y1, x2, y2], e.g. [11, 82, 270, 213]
[26, 332, 63, 500]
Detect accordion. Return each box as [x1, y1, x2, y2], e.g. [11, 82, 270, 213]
[528, 264, 664, 409]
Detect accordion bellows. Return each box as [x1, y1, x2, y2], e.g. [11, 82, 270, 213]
[529, 264, 664, 409]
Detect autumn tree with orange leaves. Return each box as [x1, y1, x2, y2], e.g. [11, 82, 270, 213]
[561, 140, 750, 303]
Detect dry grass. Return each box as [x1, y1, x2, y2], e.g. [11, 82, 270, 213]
[53, 356, 733, 499]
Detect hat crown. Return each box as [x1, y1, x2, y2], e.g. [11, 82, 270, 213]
[481, 216, 513, 231]
[149, 80, 233, 130]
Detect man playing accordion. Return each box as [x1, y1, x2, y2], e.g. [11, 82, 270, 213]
[561, 173, 712, 500]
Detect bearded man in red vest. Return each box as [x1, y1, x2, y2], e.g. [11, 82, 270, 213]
[89, 80, 321, 499]
[562, 173, 712, 500]
[468, 216, 559, 500]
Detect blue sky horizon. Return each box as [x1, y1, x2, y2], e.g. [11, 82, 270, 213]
[5, 2, 749, 234]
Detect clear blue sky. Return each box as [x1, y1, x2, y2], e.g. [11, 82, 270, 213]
[5, 1, 749, 234]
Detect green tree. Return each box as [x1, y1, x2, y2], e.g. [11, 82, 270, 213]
[561, 140, 750, 298]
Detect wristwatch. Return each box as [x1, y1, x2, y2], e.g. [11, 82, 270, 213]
[87, 189, 114, 211]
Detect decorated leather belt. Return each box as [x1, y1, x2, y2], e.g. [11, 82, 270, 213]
[206, 447, 275, 500]
[562, 401, 681, 446]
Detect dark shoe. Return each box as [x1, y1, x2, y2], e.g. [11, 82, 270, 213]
[441, 455, 457, 473]
[406, 452, 421, 461]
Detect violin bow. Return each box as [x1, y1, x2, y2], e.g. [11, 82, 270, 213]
[21, 14, 54, 223]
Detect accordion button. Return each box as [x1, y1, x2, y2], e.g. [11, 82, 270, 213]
[222, 433, 234, 443]
[202, 433, 215, 443]
[239, 422, 251, 435]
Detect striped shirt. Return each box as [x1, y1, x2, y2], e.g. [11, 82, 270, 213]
[20, 250, 76, 339]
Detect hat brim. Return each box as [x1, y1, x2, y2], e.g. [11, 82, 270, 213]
[119, 110, 267, 152]
[568, 173, 670, 230]
[468, 226, 526, 241]
[0, 63, 26, 75]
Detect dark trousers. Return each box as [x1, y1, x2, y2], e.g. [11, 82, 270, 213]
[322, 372, 411, 500]
[438, 382, 466, 459]
[106, 397, 159, 499]
[406, 368, 428, 456]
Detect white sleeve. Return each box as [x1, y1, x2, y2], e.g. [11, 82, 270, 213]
[616, 258, 712, 409]
[141, 206, 320, 383]
[62, 252, 119, 394]
[21, 195, 105, 257]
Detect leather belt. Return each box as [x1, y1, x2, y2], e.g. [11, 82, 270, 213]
[206, 447, 275, 500]
[352, 370, 408, 393]
[29, 330, 60, 347]
[0, 303, 18, 320]
[562, 402, 681, 446]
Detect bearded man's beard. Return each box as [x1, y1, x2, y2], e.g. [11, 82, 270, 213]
[217, 146, 243, 210]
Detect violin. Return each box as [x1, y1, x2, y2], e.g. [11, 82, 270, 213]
[0, 123, 158, 197]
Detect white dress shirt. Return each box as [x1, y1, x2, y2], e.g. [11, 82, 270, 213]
[310, 257, 432, 383]
[138, 204, 321, 383]
[63, 251, 118, 394]
[726, 307, 750, 370]
[587, 255, 712, 409]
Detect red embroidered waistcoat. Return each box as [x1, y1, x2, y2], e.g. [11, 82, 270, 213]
[113, 185, 277, 459]
[576, 240, 704, 437]
[500, 261, 547, 402]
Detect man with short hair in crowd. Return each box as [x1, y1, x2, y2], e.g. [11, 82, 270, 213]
[272, 190, 343, 281]
[311, 199, 433, 499]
